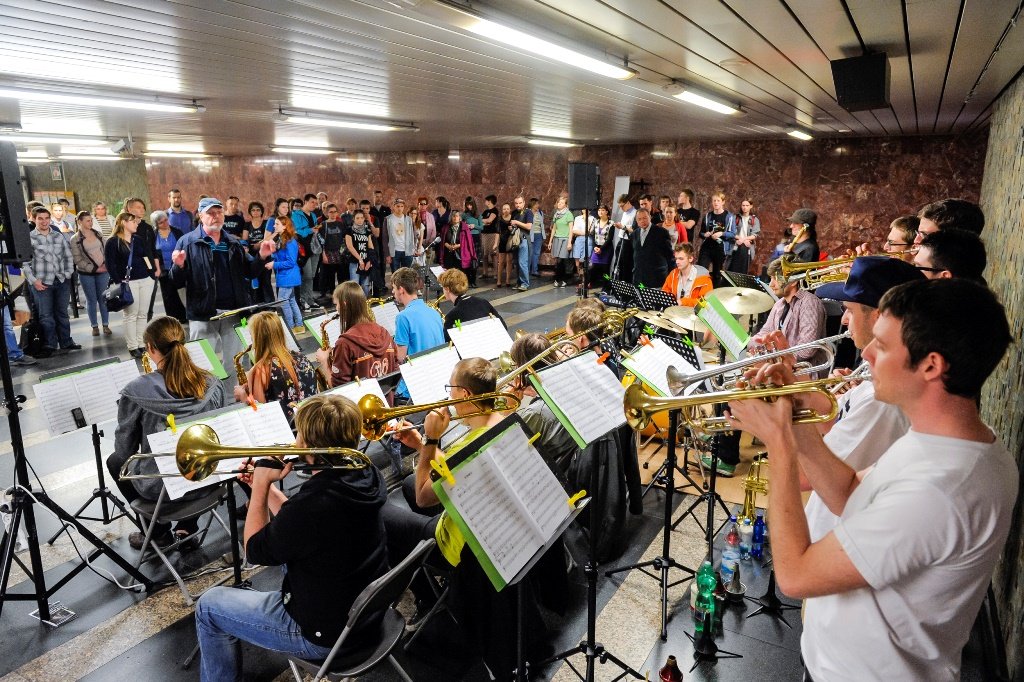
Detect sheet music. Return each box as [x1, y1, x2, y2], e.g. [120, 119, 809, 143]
[399, 346, 461, 404]
[304, 312, 341, 348]
[371, 301, 400, 337]
[448, 316, 513, 361]
[442, 454, 537, 584]
[72, 371, 123, 424]
[536, 353, 626, 446]
[235, 316, 300, 353]
[321, 377, 388, 408]
[32, 378, 80, 435]
[184, 339, 227, 378]
[429, 265, 445, 281]
[108, 361, 142, 392]
[623, 339, 701, 397]
[697, 297, 748, 360]
[148, 410, 253, 500]
[486, 426, 570, 539]
[237, 401, 294, 446]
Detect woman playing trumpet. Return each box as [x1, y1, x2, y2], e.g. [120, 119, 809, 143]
[107, 316, 225, 550]
[232, 311, 318, 423]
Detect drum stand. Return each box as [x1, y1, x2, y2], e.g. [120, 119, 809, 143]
[605, 411, 696, 640]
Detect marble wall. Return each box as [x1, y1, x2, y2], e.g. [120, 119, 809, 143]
[24, 159, 151, 214]
[978, 73, 1024, 678]
[143, 134, 985, 272]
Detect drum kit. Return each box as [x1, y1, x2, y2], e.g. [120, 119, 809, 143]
[636, 287, 775, 337]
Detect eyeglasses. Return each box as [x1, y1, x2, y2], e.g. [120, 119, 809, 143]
[914, 265, 945, 273]
[418, 202, 427, 206]
[884, 240, 910, 247]
[444, 384, 466, 394]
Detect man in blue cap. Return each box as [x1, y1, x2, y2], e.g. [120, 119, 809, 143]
[171, 197, 274, 363]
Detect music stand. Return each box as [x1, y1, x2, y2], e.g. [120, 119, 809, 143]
[721, 271, 767, 292]
[608, 280, 642, 308]
[637, 287, 677, 312]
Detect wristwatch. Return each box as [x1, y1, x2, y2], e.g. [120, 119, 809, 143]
[422, 437, 440, 447]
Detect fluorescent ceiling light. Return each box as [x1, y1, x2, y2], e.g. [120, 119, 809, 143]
[527, 137, 580, 148]
[144, 151, 221, 159]
[57, 155, 124, 161]
[62, 146, 115, 155]
[16, 155, 49, 163]
[651, 150, 672, 158]
[448, 151, 460, 160]
[0, 87, 204, 113]
[289, 94, 390, 119]
[465, 17, 636, 80]
[0, 133, 109, 145]
[673, 89, 740, 115]
[788, 129, 813, 141]
[15, 149, 48, 159]
[145, 141, 207, 153]
[254, 158, 293, 165]
[279, 108, 418, 132]
[270, 145, 342, 155]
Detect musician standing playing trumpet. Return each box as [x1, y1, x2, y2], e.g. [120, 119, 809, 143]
[108, 316, 225, 550]
[195, 394, 389, 682]
[727, 278, 1017, 681]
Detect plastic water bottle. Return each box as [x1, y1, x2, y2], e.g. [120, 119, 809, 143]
[752, 513, 765, 560]
[693, 560, 716, 633]
[739, 518, 754, 561]
[720, 516, 741, 584]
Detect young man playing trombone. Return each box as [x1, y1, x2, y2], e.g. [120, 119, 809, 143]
[727, 278, 1017, 680]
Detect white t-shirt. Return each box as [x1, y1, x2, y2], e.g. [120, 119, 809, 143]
[803, 429, 1018, 681]
[805, 380, 909, 542]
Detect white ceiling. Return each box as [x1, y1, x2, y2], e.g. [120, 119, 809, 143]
[0, 0, 1021, 157]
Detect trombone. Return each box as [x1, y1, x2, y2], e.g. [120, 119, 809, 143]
[119, 424, 371, 482]
[666, 331, 850, 394]
[358, 392, 520, 441]
[233, 344, 252, 387]
[496, 309, 631, 389]
[623, 378, 848, 434]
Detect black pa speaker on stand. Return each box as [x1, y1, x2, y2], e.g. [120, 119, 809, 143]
[0, 141, 34, 265]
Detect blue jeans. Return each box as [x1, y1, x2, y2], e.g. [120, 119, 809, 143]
[517, 239, 530, 288]
[33, 278, 73, 349]
[78, 272, 110, 327]
[3, 307, 24, 360]
[278, 286, 302, 329]
[196, 585, 332, 682]
[530, 233, 544, 276]
[390, 251, 412, 272]
[348, 262, 371, 295]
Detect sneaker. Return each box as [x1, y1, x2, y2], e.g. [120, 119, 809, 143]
[11, 355, 37, 366]
[103, 325, 113, 335]
[129, 348, 143, 359]
[129, 530, 173, 550]
[292, 326, 305, 335]
[92, 326, 99, 337]
[174, 529, 201, 552]
[699, 453, 736, 477]
[63, 342, 82, 351]
[515, 285, 528, 292]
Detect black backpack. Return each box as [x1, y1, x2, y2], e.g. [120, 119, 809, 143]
[19, 308, 48, 357]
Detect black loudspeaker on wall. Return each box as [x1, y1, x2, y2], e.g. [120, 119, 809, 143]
[567, 162, 600, 211]
[0, 141, 33, 265]
[830, 53, 890, 112]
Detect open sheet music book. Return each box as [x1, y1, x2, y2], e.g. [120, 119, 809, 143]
[33, 360, 140, 436]
[234, 316, 300, 354]
[431, 415, 571, 591]
[399, 345, 461, 404]
[146, 401, 294, 500]
[447, 316, 513, 361]
[370, 301, 401, 337]
[185, 339, 228, 380]
[696, 295, 749, 360]
[304, 312, 341, 349]
[529, 351, 627, 449]
[620, 338, 702, 397]
[302, 377, 395, 438]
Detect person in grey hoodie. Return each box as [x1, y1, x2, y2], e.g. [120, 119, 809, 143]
[107, 316, 225, 549]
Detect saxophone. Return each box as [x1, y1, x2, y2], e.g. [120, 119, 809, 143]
[426, 293, 445, 317]
[320, 313, 339, 351]
[141, 352, 154, 373]
[365, 296, 393, 322]
[233, 344, 252, 387]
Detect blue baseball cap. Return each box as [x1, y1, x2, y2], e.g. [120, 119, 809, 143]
[197, 197, 223, 214]
[815, 256, 925, 308]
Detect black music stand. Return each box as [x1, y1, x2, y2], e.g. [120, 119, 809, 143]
[637, 287, 677, 312]
[604, 410, 696, 640]
[608, 280, 642, 308]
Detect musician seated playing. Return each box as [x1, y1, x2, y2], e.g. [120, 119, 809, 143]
[438, 268, 505, 342]
[195, 394, 389, 682]
[314, 281, 397, 388]
[232, 311, 318, 424]
[661, 242, 713, 307]
[391, 267, 444, 402]
[728, 279, 1017, 680]
[107, 316, 224, 550]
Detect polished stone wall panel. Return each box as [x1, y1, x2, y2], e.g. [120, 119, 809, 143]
[145, 134, 985, 271]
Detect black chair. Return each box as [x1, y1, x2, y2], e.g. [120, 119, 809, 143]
[286, 538, 435, 682]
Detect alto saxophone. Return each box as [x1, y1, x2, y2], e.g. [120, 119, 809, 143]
[141, 352, 154, 373]
[365, 296, 393, 322]
[233, 344, 252, 387]
[427, 293, 445, 317]
[320, 312, 339, 351]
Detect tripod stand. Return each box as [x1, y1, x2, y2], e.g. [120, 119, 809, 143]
[605, 411, 696, 640]
[46, 423, 131, 544]
[0, 290, 152, 621]
[539, 436, 643, 681]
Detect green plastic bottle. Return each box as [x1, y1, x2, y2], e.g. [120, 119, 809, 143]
[693, 560, 717, 634]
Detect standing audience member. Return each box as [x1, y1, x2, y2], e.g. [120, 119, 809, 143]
[731, 198, 760, 275]
[480, 195, 499, 279]
[291, 194, 320, 310]
[631, 209, 675, 289]
[571, 206, 596, 289]
[440, 210, 477, 281]
[510, 196, 533, 291]
[609, 195, 636, 283]
[245, 202, 273, 303]
[344, 210, 375, 295]
[677, 189, 700, 244]
[495, 203, 516, 288]
[370, 190, 391, 230]
[151, 210, 187, 324]
[319, 204, 346, 299]
[266, 198, 290, 233]
[385, 198, 417, 271]
[432, 196, 451, 265]
[92, 201, 116, 239]
[659, 205, 687, 247]
[105, 212, 158, 357]
[548, 197, 574, 288]
[222, 196, 247, 239]
[269, 216, 304, 334]
[70, 211, 112, 336]
[166, 188, 193, 233]
[697, 191, 735, 286]
[590, 205, 614, 286]
[418, 198, 437, 263]
[528, 198, 546, 279]
[463, 197, 483, 287]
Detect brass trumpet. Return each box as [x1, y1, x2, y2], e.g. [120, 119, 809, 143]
[358, 392, 520, 441]
[118, 424, 370, 482]
[739, 455, 767, 522]
[233, 344, 252, 387]
[623, 377, 847, 434]
[426, 293, 445, 317]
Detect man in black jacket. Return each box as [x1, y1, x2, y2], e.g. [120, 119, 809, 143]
[170, 197, 272, 363]
[631, 209, 675, 289]
[195, 395, 389, 682]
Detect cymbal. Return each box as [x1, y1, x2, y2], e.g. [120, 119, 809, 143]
[634, 309, 691, 335]
[706, 287, 775, 315]
[662, 306, 709, 333]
